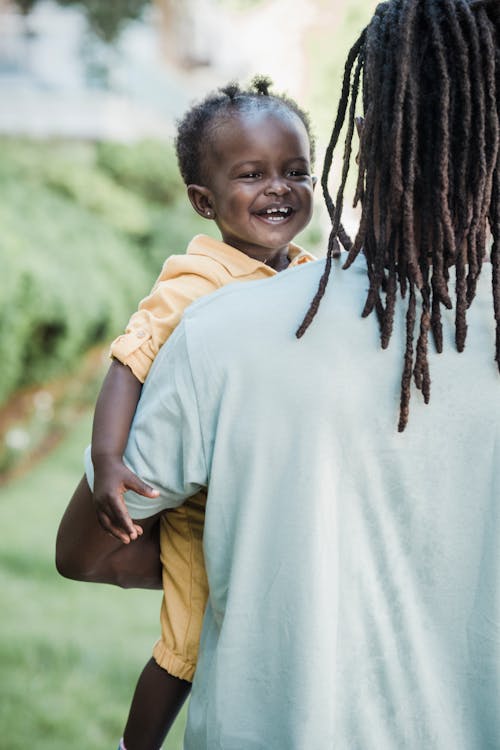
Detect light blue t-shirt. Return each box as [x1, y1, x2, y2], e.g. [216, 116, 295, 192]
[124, 258, 500, 750]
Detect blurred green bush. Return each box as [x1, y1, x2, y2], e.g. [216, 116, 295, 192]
[96, 139, 183, 204]
[0, 138, 208, 406]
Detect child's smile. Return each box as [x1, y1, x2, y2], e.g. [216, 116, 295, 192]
[255, 206, 294, 223]
[188, 108, 316, 266]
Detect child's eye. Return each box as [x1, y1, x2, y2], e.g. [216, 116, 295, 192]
[288, 169, 309, 178]
[239, 172, 262, 179]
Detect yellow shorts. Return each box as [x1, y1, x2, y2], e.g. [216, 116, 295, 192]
[152, 490, 208, 682]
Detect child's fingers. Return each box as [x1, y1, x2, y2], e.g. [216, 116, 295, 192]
[103, 518, 143, 544]
[97, 510, 133, 544]
[107, 499, 139, 538]
[96, 495, 138, 542]
[124, 469, 160, 498]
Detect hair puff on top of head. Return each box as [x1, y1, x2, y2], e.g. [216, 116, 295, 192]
[220, 82, 242, 101]
[251, 75, 272, 96]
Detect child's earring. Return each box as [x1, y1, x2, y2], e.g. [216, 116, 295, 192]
[205, 209, 214, 219]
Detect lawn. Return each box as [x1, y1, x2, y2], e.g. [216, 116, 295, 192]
[0, 411, 187, 750]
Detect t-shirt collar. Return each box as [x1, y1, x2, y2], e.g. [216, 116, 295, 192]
[186, 234, 313, 277]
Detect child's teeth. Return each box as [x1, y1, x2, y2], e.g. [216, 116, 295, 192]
[258, 207, 291, 221]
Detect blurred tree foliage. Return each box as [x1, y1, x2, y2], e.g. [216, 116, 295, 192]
[56, 0, 150, 43]
[14, 0, 38, 15]
[12, 0, 151, 43]
[96, 140, 181, 204]
[0, 138, 210, 406]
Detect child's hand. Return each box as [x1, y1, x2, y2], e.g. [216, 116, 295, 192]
[92, 457, 160, 544]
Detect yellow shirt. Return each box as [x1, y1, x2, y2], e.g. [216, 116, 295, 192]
[110, 234, 315, 382]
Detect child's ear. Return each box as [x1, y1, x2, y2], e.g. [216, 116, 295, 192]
[187, 185, 216, 220]
[311, 175, 318, 190]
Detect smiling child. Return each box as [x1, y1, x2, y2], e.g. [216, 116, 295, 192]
[58, 77, 317, 750]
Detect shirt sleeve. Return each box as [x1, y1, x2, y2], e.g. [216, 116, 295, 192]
[110, 255, 221, 383]
[122, 320, 208, 519]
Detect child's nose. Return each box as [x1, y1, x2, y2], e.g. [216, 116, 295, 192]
[264, 177, 291, 196]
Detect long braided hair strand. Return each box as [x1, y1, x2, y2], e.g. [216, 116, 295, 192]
[298, 0, 500, 431]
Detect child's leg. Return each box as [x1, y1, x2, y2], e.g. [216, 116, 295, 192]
[122, 495, 208, 748]
[122, 658, 190, 750]
[56, 475, 162, 589]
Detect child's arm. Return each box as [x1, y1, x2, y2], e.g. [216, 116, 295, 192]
[91, 253, 221, 542]
[91, 359, 159, 543]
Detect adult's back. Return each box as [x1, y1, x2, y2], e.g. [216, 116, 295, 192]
[124, 256, 499, 749]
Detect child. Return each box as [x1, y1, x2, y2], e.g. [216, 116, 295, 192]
[58, 76, 317, 750]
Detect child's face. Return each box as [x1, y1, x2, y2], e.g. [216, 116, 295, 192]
[189, 108, 315, 261]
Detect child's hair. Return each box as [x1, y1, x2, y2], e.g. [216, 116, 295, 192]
[298, 0, 500, 432]
[175, 75, 316, 186]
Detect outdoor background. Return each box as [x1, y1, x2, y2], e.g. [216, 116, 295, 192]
[0, 1, 377, 747]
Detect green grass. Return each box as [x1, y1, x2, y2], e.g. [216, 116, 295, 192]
[0, 412, 187, 750]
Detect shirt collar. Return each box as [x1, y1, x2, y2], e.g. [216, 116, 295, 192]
[288, 245, 317, 267]
[186, 234, 315, 277]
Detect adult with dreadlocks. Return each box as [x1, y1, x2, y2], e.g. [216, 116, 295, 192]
[59, 0, 500, 747]
[300, 0, 500, 432]
[56, 77, 317, 750]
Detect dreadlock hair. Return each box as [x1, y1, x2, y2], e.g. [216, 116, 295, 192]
[297, 0, 500, 432]
[175, 75, 315, 187]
